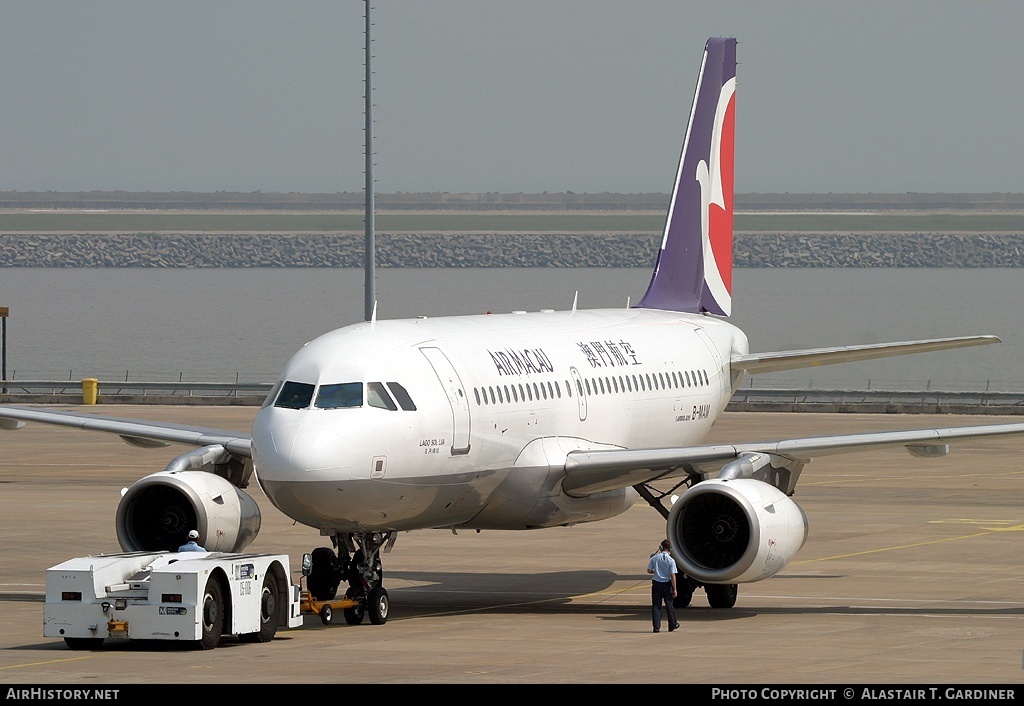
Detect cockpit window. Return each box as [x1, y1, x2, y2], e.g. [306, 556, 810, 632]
[262, 380, 283, 408]
[387, 382, 417, 411]
[367, 382, 398, 411]
[315, 382, 363, 409]
[275, 381, 315, 409]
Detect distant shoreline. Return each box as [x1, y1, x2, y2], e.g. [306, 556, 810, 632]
[3, 192, 1021, 267]
[3, 232, 1023, 268]
[2, 190, 1024, 212]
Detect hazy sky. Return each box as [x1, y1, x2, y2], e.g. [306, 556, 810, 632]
[2, 1, 1022, 195]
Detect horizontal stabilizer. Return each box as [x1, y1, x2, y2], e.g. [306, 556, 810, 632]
[732, 335, 999, 376]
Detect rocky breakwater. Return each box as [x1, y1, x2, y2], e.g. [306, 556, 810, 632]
[1, 232, 1023, 267]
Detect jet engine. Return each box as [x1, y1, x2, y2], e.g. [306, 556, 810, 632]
[667, 478, 807, 584]
[115, 470, 261, 553]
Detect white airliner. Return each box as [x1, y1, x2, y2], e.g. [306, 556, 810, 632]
[3, 37, 1024, 623]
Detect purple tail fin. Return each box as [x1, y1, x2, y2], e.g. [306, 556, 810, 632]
[637, 37, 736, 316]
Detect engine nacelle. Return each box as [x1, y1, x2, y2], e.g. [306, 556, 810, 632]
[667, 478, 808, 584]
[115, 470, 261, 553]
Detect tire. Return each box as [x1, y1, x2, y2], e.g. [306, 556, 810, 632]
[64, 637, 104, 650]
[320, 605, 333, 625]
[367, 585, 389, 625]
[199, 577, 226, 649]
[307, 547, 340, 601]
[673, 574, 695, 608]
[343, 586, 365, 625]
[673, 586, 694, 609]
[706, 583, 738, 609]
[241, 574, 278, 643]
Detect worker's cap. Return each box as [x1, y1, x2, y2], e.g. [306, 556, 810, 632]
[188, 530, 200, 539]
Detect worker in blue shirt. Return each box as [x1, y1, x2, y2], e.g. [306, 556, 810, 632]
[646, 539, 680, 633]
[177, 529, 206, 552]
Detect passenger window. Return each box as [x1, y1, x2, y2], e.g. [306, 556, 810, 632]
[386, 382, 417, 411]
[367, 382, 398, 411]
[275, 381, 315, 410]
[315, 382, 363, 409]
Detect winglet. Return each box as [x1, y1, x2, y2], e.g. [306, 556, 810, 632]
[637, 37, 736, 316]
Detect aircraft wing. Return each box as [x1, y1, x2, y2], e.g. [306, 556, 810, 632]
[561, 420, 1024, 497]
[732, 335, 999, 375]
[0, 405, 252, 456]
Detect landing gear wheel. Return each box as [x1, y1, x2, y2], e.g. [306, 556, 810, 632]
[307, 547, 340, 601]
[242, 574, 278, 642]
[199, 578, 225, 649]
[343, 586, 365, 625]
[64, 637, 104, 650]
[319, 604, 334, 625]
[706, 583, 738, 609]
[367, 585, 389, 625]
[674, 586, 694, 609]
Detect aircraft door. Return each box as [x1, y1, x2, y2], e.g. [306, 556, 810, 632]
[420, 346, 471, 455]
[694, 328, 730, 399]
[570, 366, 588, 421]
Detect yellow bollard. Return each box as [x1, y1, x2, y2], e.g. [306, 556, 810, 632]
[82, 378, 98, 405]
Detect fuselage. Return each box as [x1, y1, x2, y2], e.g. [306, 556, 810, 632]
[250, 307, 749, 533]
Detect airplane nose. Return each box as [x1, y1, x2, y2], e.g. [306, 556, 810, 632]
[251, 408, 350, 479]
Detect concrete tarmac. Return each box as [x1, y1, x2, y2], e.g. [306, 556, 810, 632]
[1, 406, 1022, 685]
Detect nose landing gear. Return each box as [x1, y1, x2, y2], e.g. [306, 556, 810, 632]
[301, 531, 393, 626]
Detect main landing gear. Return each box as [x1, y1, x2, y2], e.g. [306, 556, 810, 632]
[302, 532, 393, 626]
[672, 574, 738, 609]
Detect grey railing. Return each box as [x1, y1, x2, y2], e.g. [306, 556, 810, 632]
[0, 380, 273, 398]
[728, 388, 1024, 409]
[4, 380, 1024, 411]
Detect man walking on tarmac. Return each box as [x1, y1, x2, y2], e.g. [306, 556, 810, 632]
[647, 539, 680, 633]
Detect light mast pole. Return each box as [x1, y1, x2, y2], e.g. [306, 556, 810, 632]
[363, 1, 376, 321]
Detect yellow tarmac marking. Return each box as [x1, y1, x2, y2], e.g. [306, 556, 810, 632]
[794, 531, 990, 564]
[929, 518, 1024, 531]
[0, 655, 93, 671]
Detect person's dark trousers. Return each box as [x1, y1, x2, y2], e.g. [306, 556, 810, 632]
[651, 580, 678, 632]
